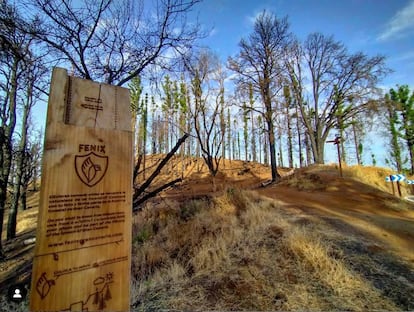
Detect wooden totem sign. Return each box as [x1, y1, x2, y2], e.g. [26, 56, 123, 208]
[30, 67, 133, 311]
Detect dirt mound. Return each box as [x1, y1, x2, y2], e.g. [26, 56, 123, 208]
[259, 165, 414, 262]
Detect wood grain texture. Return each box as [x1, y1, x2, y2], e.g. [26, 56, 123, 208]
[30, 68, 133, 312]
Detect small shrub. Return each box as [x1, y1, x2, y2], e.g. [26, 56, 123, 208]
[179, 199, 205, 221]
[134, 225, 153, 245]
[225, 187, 248, 216]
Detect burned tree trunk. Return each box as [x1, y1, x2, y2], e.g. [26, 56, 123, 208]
[133, 133, 188, 210]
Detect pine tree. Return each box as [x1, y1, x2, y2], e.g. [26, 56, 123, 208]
[351, 116, 364, 166]
[242, 102, 249, 160]
[177, 78, 189, 176]
[219, 86, 226, 165]
[384, 93, 403, 171]
[389, 85, 414, 174]
[139, 93, 148, 179]
[129, 76, 143, 158]
[162, 75, 173, 152]
[227, 108, 232, 162]
[257, 115, 263, 164]
[249, 84, 257, 162]
[283, 85, 294, 168]
[295, 104, 304, 167]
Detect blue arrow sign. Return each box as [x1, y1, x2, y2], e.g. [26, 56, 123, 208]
[407, 180, 414, 184]
[385, 174, 406, 182]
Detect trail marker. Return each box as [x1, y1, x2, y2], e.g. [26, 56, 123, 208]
[30, 68, 133, 311]
[326, 136, 343, 177]
[385, 174, 405, 197]
[385, 174, 406, 182]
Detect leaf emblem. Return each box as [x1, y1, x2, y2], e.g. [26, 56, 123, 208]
[81, 157, 101, 183]
[75, 152, 108, 187]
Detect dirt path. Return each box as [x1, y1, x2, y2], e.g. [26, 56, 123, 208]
[166, 163, 414, 263]
[252, 172, 414, 309]
[159, 165, 414, 310]
[258, 175, 414, 263]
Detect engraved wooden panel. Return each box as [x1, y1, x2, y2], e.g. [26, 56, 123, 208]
[65, 76, 130, 131]
[30, 67, 133, 312]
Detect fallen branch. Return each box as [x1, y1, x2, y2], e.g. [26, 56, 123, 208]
[261, 180, 273, 187]
[133, 154, 143, 182]
[133, 178, 182, 211]
[133, 133, 189, 208]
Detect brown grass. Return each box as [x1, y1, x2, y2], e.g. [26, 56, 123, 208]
[344, 165, 396, 192]
[131, 189, 400, 311]
[283, 172, 327, 191]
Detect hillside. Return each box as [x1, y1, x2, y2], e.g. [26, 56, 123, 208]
[1, 159, 414, 311]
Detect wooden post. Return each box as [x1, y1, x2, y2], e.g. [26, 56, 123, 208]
[397, 181, 402, 197]
[336, 139, 343, 178]
[390, 175, 395, 196]
[30, 68, 133, 311]
[327, 137, 343, 177]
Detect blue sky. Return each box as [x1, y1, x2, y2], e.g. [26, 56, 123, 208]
[188, 0, 414, 167]
[194, 0, 414, 88]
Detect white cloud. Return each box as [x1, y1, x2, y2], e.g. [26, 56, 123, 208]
[392, 50, 414, 62]
[378, 0, 414, 41]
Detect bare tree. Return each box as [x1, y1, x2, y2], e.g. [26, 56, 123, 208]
[0, 0, 37, 259]
[228, 11, 291, 182]
[282, 85, 294, 167]
[20, 130, 43, 210]
[7, 60, 45, 240]
[287, 33, 388, 164]
[186, 50, 226, 177]
[22, 0, 204, 85]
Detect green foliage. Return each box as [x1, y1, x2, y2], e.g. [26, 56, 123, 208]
[138, 93, 149, 154]
[178, 79, 188, 114]
[358, 142, 363, 165]
[242, 101, 249, 160]
[283, 85, 293, 108]
[134, 225, 153, 245]
[389, 85, 414, 173]
[385, 93, 403, 170]
[384, 86, 414, 172]
[162, 75, 173, 112]
[130, 76, 143, 116]
[178, 79, 189, 136]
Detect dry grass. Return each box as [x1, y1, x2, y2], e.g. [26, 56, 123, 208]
[344, 165, 396, 192]
[344, 165, 414, 210]
[282, 172, 327, 191]
[131, 189, 401, 311]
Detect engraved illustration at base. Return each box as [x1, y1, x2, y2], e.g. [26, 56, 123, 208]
[64, 272, 114, 312]
[35, 271, 116, 311]
[75, 152, 108, 187]
[35, 272, 55, 299]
